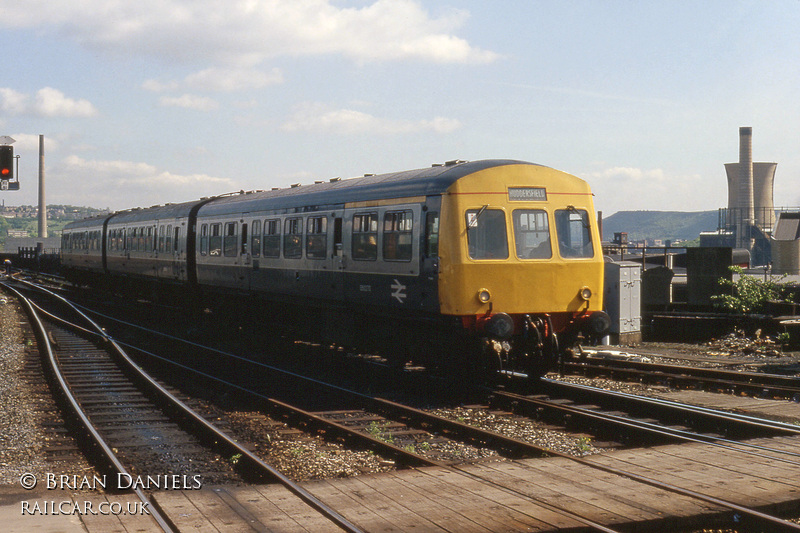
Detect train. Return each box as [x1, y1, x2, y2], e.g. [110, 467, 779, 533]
[61, 159, 610, 379]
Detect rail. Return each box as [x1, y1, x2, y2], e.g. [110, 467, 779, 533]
[491, 381, 800, 531]
[5, 278, 364, 533]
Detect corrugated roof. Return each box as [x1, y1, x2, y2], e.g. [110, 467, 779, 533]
[773, 213, 800, 241]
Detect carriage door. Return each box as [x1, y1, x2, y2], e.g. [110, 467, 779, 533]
[240, 221, 252, 290]
[332, 214, 345, 300]
[172, 225, 182, 279]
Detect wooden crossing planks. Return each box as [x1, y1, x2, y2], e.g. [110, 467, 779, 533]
[152, 486, 340, 532]
[380, 466, 575, 531]
[504, 457, 717, 516]
[302, 478, 401, 532]
[79, 492, 158, 533]
[471, 459, 646, 521]
[142, 436, 800, 533]
[582, 440, 800, 508]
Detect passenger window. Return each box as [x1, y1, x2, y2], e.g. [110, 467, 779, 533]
[513, 210, 552, 259]
[209, 223, 222, 256]
[284, 217, 303, 258]
[263, 219, 281, 258]
[200, 224, 208, 256]
[146, 226, 154, 251]
[555, 208, 594, 258]
[166, 225, 173, 253]
[241, 223, 248, 255]
[465, 208, 508, 260]
[223, 222, 238, 257]
[251, 220, 261, 257]
[352, 213, 378, 261]
[157, 225, 165, 252]
[383, 211, 413, 261]
[306, 216, 327, 259]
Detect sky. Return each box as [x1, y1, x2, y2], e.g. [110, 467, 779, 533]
[0, 0, 798, 217]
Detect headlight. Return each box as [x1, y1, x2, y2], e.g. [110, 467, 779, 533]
[477, 289, 491, 303]
[579, 286, 592, 301]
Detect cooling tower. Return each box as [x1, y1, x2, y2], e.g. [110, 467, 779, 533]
[725, 162, 777, 228]
[724, 127, 777, 241]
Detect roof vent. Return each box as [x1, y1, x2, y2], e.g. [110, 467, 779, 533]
[432, 163, 444, 167]
[330, 177, 341, 182]
[364, 173, 375, 177]
[314, 180, 323, 184]
[445, 159, 467, 166]
[271, 187, 280, 191]
[290, 183, 301, 188]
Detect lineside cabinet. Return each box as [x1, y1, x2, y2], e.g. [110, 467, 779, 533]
[603, 261, 642, 344]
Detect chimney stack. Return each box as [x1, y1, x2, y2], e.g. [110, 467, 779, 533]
[38, 134, 47, 238]
[738, 127, 754, 223]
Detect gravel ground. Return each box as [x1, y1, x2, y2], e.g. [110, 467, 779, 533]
[0, 294, 95, 485]
[0, 295, 47, 484]
[431, 406, 601, 456]
[224, 411, 399, 481]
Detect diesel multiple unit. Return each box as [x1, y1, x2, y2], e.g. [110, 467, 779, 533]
[62, 159, 610, 379]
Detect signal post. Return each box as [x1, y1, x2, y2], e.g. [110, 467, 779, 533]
[0, 136, 19, 191]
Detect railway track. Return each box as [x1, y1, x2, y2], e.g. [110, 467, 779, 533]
[8, 273, 800, 531]
[490, 379, 800, 448]
[77, 300, 800, 530]
[563, 348, 800, 400]
[2, 279, 363, 533]
[479, 382, 800, 531]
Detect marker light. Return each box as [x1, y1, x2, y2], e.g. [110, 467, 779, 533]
[477, 289, 491, 303]
[579, 287, 592, 301]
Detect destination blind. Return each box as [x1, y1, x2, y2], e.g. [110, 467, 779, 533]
[508, 187, 546, 201]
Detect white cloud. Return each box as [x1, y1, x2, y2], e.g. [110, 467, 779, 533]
[587, 166, 667, 183]
[158, 94, 219, 111]
[33, 87, 98, 118]
[144, 67, 284, 93]
[141, 79, 180, 92]
[62, 155, 232, 186]
[0, 1, 497, 66]
[185, 67, 284, 92]
[56, 155, 236, 208]
[585, 165, 715, 215]
[282, 102, 462, 134]
[0, 88, 29, 114]
[0, 87, 97, 118]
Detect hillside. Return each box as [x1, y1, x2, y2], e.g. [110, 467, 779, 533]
[601, 210, 718, 242]
[0, 205, 108, 250]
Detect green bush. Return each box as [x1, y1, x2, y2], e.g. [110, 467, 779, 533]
[711, 266, 788, 314]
